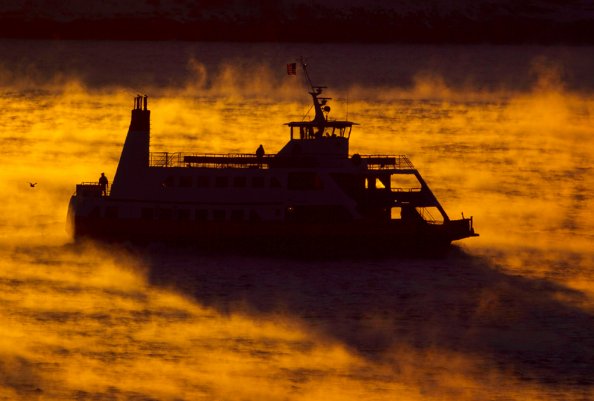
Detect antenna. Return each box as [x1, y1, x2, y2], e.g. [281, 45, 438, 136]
[345, 89, 349, 121]
[302, 104, 314, 122]
[300, 57, 315, 91]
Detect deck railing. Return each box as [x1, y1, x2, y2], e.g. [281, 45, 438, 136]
[149, 152, 415, 170]
[150, 152, 272, 169]
[362, 155, 414, 170]
[75, 182, 110, 197]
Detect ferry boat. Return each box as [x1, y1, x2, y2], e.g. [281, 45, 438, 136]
[67, 64, 477, 254]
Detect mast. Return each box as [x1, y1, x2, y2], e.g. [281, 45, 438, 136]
[300, 58, 315, 91]
[300, 59, 330, 125]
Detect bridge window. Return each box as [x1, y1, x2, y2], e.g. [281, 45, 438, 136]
[298, 126, 315, 140]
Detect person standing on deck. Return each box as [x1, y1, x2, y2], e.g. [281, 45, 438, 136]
[99, 172, 108, 196]
[256, 144, 265, 167]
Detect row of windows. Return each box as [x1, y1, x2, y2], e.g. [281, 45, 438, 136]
[161, 172, 324, 191]
[164, 173, 420, 191]
[101, 205, 355, 223]
[140, 207, 271, 222]
[163, 175, 279, 189]
[98, 206, 274, 221]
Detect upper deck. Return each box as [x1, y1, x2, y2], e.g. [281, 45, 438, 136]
[149, 152, 415, 171]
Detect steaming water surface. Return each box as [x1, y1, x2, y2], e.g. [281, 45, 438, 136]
[1, 40, 593, 400]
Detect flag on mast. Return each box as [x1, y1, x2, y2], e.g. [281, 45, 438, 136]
[286, 63, 297, 75]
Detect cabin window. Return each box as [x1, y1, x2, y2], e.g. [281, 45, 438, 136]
[285, 205, 350, 222]
[105, 206, 118, 218]
[331, 173, 363, 196]
[365, 177, 386, 190]
[321, 127, 334, 137]
[163, 176, 175, 188]
[299, 126, 315, 139]
[288, 172, 322, 190]
[177, 209, 191, 220]
[196, 176, 209, 187]
[390, 207, 402, 220]
[230, 210, 244, 221]
[252, 176, 265, 188]
[215, 176, 229, 188]
[141, 207, 154, 220]
[249, 210, 261, 221]
[233, 176, 247, 187]
[213, 210, 226, 221]
[179, 176, 193, 188]
[195, 209, 208, 221]
[158, 208, 173, 220]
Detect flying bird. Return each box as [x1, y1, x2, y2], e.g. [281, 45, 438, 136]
[29, 182, 37, 188]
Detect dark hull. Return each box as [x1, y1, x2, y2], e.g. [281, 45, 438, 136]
[71, 215, 477, 257]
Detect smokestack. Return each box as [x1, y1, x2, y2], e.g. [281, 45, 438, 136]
[110, 95, 151, 197]
[130, 95, 150, 132]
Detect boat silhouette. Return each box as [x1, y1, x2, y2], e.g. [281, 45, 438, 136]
[67, 63, 477, 254]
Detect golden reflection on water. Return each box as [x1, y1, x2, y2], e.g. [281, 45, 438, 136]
[1, 244, 581, 401]
[1, 60, 594, 400]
